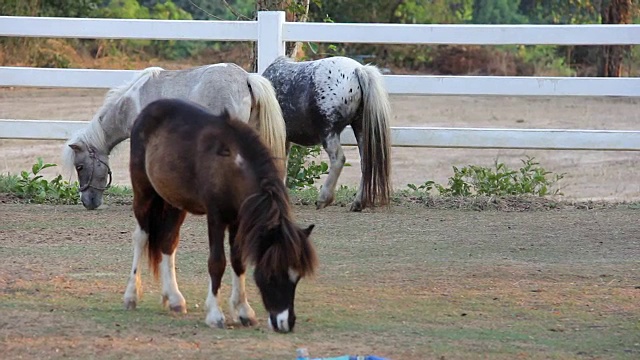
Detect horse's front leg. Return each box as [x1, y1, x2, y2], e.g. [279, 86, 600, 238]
[123, 224, 147, 310]
[228, 223, 257, 327]
[205, 215, 227, 328]
[317, 133, 346, 209]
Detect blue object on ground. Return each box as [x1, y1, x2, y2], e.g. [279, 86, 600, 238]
[296, 348, 390, 360]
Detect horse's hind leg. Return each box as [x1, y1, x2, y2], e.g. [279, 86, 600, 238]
[350, 119, 366, 212]
[317, 133, 346, 209]
[158, 207, 188, 313]
[228, 223, 257, 327]
[123, 224, 148, 310]
[205, 213, 227, 328]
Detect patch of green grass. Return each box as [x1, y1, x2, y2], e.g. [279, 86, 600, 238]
[407, 157, 564, 197]
[0, 173, 19, 192]
[2, 205, 639, 359]
[10, 158, 80, 204]
[104, 184, 133, 204]
[289, 185, 356, 207]
[287, 144, 329, 189]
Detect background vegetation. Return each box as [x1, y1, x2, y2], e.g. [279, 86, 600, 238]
[1, 0, 638, 76]
[0, 1, 633, 201]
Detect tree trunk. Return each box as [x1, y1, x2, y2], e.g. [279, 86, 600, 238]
[252, 0, 310, 71]
[598, 0, 631, 77]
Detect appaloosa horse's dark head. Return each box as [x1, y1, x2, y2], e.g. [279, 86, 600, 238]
[67, 141, 112, 210]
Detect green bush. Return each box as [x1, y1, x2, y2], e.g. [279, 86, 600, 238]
[9, 158, 79, 204]
[408, 157, 564, 197]
[286, 145, 329, 189]
[518, 45, 576, 76]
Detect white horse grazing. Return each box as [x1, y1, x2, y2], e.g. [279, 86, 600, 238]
[63, 63, 287, 210]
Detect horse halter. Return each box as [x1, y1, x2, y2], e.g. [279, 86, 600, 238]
[79, 150, 113, 192]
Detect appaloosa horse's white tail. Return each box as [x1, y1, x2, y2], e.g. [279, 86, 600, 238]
[353, 65, 392, 210]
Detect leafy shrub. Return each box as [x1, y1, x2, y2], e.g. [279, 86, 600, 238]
[518, 45, 576, 76]
[286, 145, 329, 189]
[407, 157, 564, 197]
[10, 158, 79, 204]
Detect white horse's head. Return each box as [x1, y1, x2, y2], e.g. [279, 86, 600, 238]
[62, 95, 119, 210]
[63, 122, 112, 210]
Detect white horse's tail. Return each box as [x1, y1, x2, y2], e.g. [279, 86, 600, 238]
[246, 73, 288, 175]
[354, 64, 392, 208]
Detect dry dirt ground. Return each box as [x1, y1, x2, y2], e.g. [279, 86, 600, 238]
[0, 203, 638, 359]
[1, 88, 640, 200]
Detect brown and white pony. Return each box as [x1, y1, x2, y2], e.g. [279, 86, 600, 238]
[124, 98, 317, 333]
[63, 63, 287, 210]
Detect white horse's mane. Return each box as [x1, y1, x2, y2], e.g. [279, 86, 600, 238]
[62, 67, 164, 175]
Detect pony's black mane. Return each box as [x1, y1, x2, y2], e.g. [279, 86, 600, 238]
[227, 115, 317, 279]
[224, 115, 284, 188]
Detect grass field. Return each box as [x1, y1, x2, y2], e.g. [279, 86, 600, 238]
[1, 201, 638, 359]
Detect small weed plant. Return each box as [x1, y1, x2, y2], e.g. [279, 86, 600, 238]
[9, 158, 79, 204]
[407, 157, 564, 197]
[287, 145, 329, 189]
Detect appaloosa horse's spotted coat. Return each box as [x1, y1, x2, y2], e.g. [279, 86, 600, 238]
[264, 56, 392, 211]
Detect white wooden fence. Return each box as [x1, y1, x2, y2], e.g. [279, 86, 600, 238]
[1, 11, 640, 150]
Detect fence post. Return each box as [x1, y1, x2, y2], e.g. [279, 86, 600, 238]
[257, 11, 285, 75]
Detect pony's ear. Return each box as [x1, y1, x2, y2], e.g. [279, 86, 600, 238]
[303, 224, 315, 236]
[68, 142, 84, 153]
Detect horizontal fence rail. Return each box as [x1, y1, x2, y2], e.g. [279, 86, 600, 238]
[2, 67, 639, 97]
[284, 23, 640, 45]
[4, 16, 639, 45]
[3, 120, 640, 152]
[0, 67, 138, 89]
[1, 12, 639, 151]
[0, 16, 258, 41]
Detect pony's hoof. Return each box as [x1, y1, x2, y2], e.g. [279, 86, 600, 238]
[349, 201, 363, 212]
[315, 199, 332, 210]
[206, 319, 226, 329]
[169, 305, 187, 314]
[240, 316, 258, 327]
[206, 312, 226, 329]
[124, 299, 137, 310]
[170, 304, 187, 314]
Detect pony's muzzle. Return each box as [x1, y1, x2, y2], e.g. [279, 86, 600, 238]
[80, 190, 103, 210]
[268, 309, 295, 333]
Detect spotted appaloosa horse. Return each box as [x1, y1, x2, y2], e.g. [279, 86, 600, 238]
[263, 56, 392, 211]
[124, 98, 318, 333]
[63, 63, 287, 210]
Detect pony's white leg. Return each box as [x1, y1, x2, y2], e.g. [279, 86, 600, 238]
[317, 133, 345, 209]
[160, 252, 187, 313]
[229, 272, 257, 326]
[205, 278, 226, 328]
[124, 225, 147, 310]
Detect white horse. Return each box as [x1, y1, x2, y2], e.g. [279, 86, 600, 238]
[63, 63, 287, 210]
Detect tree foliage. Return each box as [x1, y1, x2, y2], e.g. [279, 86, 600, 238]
[1, 0, 638, 76]
[0, 0, 100, 17]
[472, 0, 527, 24]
